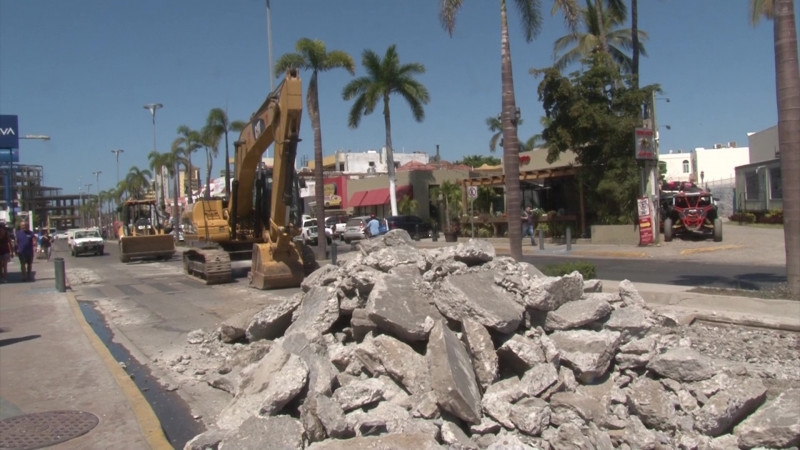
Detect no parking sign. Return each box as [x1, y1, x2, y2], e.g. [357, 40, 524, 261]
[467, 186, 478, 200]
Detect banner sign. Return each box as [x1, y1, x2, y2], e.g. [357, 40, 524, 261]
[0, 115, 19, 149]
[0, 149, 19, 163]
[634, 128, 655, 160]
[637, 196, 654, 245]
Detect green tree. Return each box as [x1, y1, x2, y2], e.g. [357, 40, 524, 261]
[175, 125, 202, 204]
[277, 38, 355, 257]
[440, 0, 579, 261]
[168, 139, 189, 227]
[204, 108, 245, 201]
[539, 53, 655, 224]
[148, 150, 172, 216]
[199, 125, 219, 200]
[342, 44, 430, 217]
[124, 166, 152, 200]
[751, 0, 800, 296]
[457, 154, 502, 168]
[552, 0, 647, 74]
[397, 195, 419, 215]
[432, 180, 462, 232]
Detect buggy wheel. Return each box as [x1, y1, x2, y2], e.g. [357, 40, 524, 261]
[663, 218, 674, 242]
[713, 218, 723, 242]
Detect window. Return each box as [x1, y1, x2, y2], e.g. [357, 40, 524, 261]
[770, 167, 782, 200]
[745, 171, 760, 200]
[682, 160, 689, 173]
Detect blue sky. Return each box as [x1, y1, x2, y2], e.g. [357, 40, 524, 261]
[0, 0, 793, 194]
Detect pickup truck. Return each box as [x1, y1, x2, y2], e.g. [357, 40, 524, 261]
[69, 228, 105, 256]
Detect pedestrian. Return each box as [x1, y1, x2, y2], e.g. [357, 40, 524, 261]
[15, 221, 35, 282]
[366, 214, 381, 238]
[40, 230, 53, 261]
[0, 224, 12, 282]
[522, 206, 538, 246]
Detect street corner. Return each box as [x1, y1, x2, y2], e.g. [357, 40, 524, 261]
[678, 244, 744, 256]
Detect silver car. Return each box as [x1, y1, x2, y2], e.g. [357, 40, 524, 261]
[342, 215, 371, 244]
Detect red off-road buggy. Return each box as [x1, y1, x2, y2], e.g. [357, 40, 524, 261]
[659, 181, 723, 242]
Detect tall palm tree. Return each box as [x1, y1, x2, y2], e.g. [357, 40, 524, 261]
[175, 125, 202, 204]
[276, 38, 355, 257]
[169, 139, 189, 229]
[342, 44, 430, 217]
[631, 0, 639, 87]
[441, 0, 578, 261]
[751, 0, 800, 297]
[552, 0, 646, 74]
[204, 108, 245, 202]
[199, 125, 219, 200]
[124, 166, 152, 200]
[148, 150, 172, 217]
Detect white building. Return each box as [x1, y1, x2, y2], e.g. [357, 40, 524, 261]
[734, 126, 782, 213]
[329, 147, 430, 174]
[660, 150, 693, 183]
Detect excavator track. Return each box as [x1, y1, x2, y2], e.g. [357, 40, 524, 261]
[183, 248, 232, 285]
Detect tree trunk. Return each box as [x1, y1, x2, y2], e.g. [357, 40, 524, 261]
[594, 0, 609, 54]
[186, 157, 194, 205]
[384, 93, 399, 216]
[205, 148, 213, 200]
[631, 0, 639, 87]
[774, 0, 800, 296]
[173, 162, 180, 238]
[309, 72, 327, 257]
[500, 0, 523, 261]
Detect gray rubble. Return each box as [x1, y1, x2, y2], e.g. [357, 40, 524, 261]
[178, 230, 800, 449]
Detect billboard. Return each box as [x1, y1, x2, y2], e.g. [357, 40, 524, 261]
[0, 115, 19, 150]
[634, 128, 656, 160]
[0, 149, 19, 163]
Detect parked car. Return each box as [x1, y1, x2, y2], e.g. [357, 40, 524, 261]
[324, 215, 350, 239]
[386, 215, 431, 240]
[342, 215, 371, 244]
[294, 218, 332, 245]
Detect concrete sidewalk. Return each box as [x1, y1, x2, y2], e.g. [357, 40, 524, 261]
[0, 259, 171, 449]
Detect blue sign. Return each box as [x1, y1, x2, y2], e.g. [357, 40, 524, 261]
[0, 115, 19, 149]
[0, 149, 19, 163]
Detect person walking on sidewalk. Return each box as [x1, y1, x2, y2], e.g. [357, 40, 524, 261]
[15, 221, 35, 282]
[366, 214, 381, 238]
[40, 230, 53, 261]
[0, 224, 12, 282]
[522, 206, 538, 246]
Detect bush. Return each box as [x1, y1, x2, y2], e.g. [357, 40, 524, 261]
[543, 261, 596, 280]
[763, 209, 784, 224]
[728, 212, 756, 223]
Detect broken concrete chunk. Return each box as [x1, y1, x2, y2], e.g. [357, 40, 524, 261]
[221, 415, 304, 450]
[524, 272, 585, 311]
[695, 377, 767, 437]
[436, 272, 524, 334]
[427, 320, 482, 424]
[332, 377, 386, 412]
[549, 329, 621, 383]
[625, 377, 677, 431]
[544, 296, 613, 331]
[734, 388, 800, 449]
[246, 294, 302, 342]
[366, 270, 442, 342]
[647, 347, 715, 382]
[461, 318, 499, 391]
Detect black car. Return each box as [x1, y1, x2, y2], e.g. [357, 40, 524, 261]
[385, 215, 431, 240]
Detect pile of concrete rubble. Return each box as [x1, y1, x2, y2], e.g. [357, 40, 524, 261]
[183, 230, 799, 449]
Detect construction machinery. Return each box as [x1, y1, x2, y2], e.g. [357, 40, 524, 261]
[181, 69, 312, 288]
[118, 198, 176, 262]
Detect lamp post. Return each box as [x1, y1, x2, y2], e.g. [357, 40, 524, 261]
[111, 149, 124, 188]
[143, 103, 164, 215]
[84, 183, 92, 227]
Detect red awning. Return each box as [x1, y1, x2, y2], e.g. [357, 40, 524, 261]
[350, 185, 412, 207]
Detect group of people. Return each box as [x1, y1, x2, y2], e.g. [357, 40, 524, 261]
[0, 221, 52, 283]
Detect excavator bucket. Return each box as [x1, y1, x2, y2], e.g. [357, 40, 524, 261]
[249, 241, 305, 290]
[119, 234, 176, 262]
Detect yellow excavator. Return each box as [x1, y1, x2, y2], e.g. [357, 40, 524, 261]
[118, 198, 176, 263]
[181, 69, 312, 288]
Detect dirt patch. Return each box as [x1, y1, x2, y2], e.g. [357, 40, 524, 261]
[688, 285, 796, 301]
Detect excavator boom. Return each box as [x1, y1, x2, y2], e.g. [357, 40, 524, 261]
[182, 69, 309, 288]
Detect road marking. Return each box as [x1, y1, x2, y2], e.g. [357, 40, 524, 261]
[680, 245, 743, 255]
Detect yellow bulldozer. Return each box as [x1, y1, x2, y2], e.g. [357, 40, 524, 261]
[118, 198, 176, 263]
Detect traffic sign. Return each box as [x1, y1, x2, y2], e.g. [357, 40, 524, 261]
[467, 186, 478, 199]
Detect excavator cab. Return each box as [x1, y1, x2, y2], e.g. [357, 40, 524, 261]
[118, 198, 176, 263]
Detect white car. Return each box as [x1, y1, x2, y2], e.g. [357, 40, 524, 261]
[294, 218, 332, 245]
[69, 228, 105, 257]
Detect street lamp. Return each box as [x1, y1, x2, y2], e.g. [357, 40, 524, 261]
[85, 183, 92, 227]
[143, 103, 164, 215]
[111, 149, 124, 188]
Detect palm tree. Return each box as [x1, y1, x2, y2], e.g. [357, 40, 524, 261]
[148, 150, 172, 217]
[631, 0, 639, 86]
[397, 195, 419, 215]
[342, 44, 430, 217]
[751, 0, 800, 296]
[199, 125, 219, 200]
[440, 0, 578, 260]
[175, 125, 201, 204]
[168, 139, 188, 229]
[552, 0, 646, 74]
[204, 108, 245, 202]
[124, 166, 152, 200]
[276, 38, 355, 257]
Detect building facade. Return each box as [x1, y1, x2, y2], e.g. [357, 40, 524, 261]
[735, 126, 782, 213]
